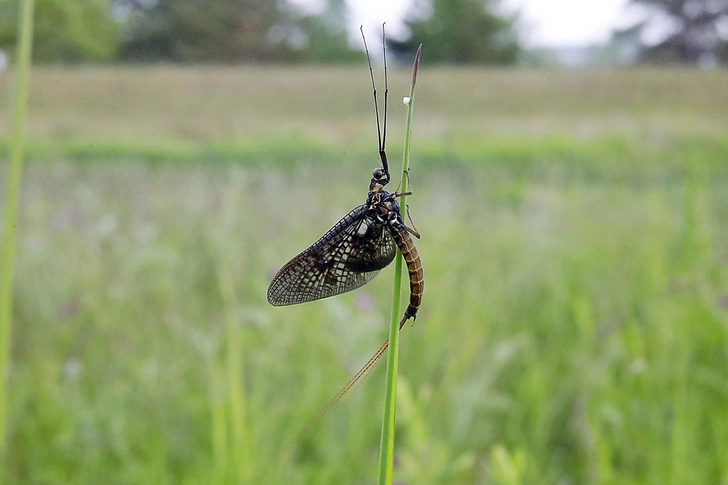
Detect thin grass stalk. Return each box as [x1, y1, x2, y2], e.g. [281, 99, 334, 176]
[0, 0, 35, 454]
[209, 364, 229, 484]
[216, 262, 253, 483]
[377, 44, 422, 485]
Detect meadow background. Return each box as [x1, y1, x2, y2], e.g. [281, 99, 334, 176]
[1, 65, 728, 484]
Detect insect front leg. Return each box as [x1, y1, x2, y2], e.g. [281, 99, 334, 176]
[403, 204, 421, 239]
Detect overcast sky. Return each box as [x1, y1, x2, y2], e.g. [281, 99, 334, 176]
[347, 0, 632, 48]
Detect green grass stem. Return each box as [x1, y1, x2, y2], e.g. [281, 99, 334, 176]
[0, 0, 35, 454]
[378, 44, 422, 485]
[217, 262, 253, 483]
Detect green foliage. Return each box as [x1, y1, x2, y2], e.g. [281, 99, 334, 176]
[620, 0, 728, 65]
[291, 0, 360, 63]
[293, 15, 360, 63]
[0, 0, 117, 62]
[389, 0, 520, 64]
[119, 0, 357, 63]
[2, 67, 728, 484]
[119, 0, 289, 62]
[4, 139, 728, 485]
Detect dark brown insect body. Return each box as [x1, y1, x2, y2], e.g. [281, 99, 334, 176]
[267, 25, 423, 326]
[267, 166, 424, 327]
[390, 217, 424, 324]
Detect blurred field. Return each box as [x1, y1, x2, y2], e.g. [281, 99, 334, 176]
[2, 65, 728, 159]
[1, 66, 728, 484]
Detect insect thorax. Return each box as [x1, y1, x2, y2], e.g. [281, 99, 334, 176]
[365, 190, 403, 228]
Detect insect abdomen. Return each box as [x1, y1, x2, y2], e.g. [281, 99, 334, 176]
[391, 225, 424, 326]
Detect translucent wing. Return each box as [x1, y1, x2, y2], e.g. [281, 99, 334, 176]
[267, 205, 397, 306]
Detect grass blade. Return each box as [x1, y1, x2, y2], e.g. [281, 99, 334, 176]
[0, 0, 36, 454]
[377, 43, 422, 485]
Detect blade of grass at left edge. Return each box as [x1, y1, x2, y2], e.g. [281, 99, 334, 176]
[377, 43, 422, 485]
[0, 0, 36, 458]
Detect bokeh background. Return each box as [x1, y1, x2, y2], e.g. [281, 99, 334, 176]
[1, 1, 728, 484]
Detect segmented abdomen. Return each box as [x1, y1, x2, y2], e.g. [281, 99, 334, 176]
[391, 225, 424, 326]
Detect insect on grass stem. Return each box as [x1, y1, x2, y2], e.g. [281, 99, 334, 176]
[270, 28, 423, 468]
[377, 38, 422, 485]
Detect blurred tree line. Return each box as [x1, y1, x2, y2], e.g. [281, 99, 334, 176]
[0, 0, 118, 62]
[0, 0, 520, 64]
[1, 0, 726, 65]
[616, 0, 728, 66]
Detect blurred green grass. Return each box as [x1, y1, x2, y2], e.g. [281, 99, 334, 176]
[1, 66, 728, 484]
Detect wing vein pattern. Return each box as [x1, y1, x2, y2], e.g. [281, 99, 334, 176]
[267, 205, 397, 306]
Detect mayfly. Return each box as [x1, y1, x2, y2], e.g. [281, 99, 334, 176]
[268, 26, 423, 447]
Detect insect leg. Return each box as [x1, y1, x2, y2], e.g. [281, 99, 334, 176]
[404, 204, 421, 239]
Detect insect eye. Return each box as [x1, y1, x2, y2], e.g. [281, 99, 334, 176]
[373, 167, 385, 179]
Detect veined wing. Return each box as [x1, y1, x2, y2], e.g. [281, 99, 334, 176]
[267, 205, 397, 306]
